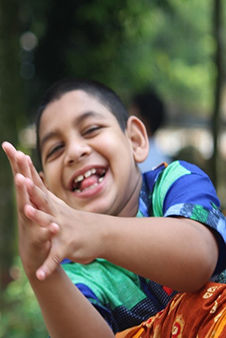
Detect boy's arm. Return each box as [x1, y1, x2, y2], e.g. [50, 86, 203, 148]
[2, 142, 114, 338]
[101, 214, 219, 292]
[24, 169, 219, 293]
[28, 268, 114, 338]
[3, 142, 220, 293]
[34, 209, 219, 292]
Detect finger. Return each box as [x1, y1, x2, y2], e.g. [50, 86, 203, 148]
[16, 151, 32, 178]
[15, 173, 30, 214]
[24, 204, 59, 229]
[2, 142, 32, 179]
[2, 141, 19, 175]
[26, 155, 33, 178]
[28, 156, 46, 190]
[25, 177, 52, 213]
[36, 249, 63, 281]
[49, 222, 60, 235]
[30, 227, 58, 253]
[35, 223, 59, 243]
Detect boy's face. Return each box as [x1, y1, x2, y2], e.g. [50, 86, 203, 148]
[39, 90, 147, 216]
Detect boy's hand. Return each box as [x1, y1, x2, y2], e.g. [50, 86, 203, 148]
[24, 177, 105, 280]
[2, 142, 58, 278]
[2, 141, 105, 280]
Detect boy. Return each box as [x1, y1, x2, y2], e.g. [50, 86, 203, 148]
[2, 78, 226, 337]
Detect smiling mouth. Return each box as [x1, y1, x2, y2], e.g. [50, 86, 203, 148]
[71, 168, 106, 192]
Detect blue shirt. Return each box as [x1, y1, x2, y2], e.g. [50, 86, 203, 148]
[62, 160, 226, 333]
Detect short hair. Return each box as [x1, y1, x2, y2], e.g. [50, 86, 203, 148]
[131, 89, 165, 135]
[35, 78, 129, 168]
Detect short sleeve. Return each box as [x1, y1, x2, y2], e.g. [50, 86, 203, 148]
[152, 161, 226, 275]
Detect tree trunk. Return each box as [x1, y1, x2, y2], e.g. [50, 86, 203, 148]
[0, 0, 25, 291]
[210, 0, 223, 187]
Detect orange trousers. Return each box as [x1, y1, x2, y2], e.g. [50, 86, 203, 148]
[116, 282, 226, 338]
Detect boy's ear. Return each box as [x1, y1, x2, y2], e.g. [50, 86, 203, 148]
[126, 116, 149, 163]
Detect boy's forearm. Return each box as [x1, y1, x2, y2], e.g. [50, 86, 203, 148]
[29, 203, 218, 292]
[100, 215, 218, 292]
[28, 266, 114, 338]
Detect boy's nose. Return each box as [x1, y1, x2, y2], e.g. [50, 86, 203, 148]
[64, 142, 91, 165]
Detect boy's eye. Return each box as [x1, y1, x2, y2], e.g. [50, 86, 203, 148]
[83, 125, 102, 136]
[46, 144, 64, 160]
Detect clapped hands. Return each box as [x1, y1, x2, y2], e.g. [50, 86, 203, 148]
[2, 142, 106, 281]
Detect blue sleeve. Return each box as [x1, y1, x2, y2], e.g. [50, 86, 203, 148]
[163, 162, 220, 212]
[162, 161, 226, 275]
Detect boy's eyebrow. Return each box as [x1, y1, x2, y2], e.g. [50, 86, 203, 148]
[75, 110, 105, 125]
[40, 131, 60, 151]
[40, 110, 105, 150]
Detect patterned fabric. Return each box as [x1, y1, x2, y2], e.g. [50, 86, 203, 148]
[62, 160, 226, 333]
[62, 259, 177, 332]
[115, 282, 226, 338]
[140, 161, 226, 277]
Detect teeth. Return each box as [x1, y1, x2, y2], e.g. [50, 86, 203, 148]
[74, 168, 97, 183]
[75, 175, 83, 183]
[84, 170, 92, 178]
[73, 168, 105, 191]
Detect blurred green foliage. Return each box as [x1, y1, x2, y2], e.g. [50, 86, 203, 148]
[22, 0, 220, 114]
[1, 258, 47, 338]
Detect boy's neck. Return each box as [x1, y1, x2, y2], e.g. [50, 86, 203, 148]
[118, 173, 142, 217]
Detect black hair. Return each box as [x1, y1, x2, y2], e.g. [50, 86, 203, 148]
[131, 89, 165, 135]
[35, 78, 129, 168]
